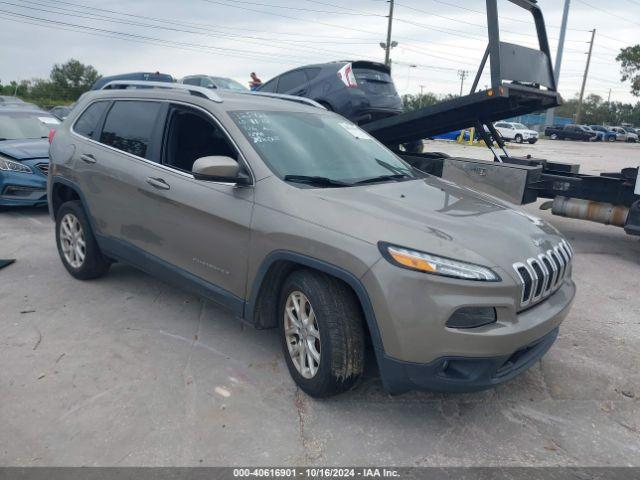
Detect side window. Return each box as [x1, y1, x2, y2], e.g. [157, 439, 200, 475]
[259, 79, 277, 93]
[201, 77, 216, 89]
[73, 101, 109, 139]
[276, 70, 307, 93]
[100, 101, 162, 160]
[182, 77, 201, 86]
[163, 105, 237, 174]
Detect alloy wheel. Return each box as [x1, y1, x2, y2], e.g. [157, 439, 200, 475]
[60, 213, 86, 269]
[283, 291, 321, 379]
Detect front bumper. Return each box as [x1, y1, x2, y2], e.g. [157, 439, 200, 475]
[362, 256, 575, 393]
[0, 175, 47, 206]
[0, 159, 48, 207]
[378, 327, 559, 394]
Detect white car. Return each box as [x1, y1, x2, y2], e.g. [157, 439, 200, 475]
[493, 121, 539, 144]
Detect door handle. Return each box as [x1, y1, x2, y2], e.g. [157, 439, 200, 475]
[80, 153, 96, 164]
[146, 177, 170, 190]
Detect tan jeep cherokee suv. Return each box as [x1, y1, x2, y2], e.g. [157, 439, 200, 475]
[48, 83, 575, 397]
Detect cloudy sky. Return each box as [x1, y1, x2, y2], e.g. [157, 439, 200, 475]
[0, 0, 638, 103]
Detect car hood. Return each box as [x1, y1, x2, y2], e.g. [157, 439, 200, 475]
[284, 176, 565, 270]
[0, 138, 49, 160]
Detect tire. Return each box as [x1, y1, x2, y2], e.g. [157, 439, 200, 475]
[608, 136, 616, 142]
[55, 200, 110, 280]
[514, 134, 523, 144]
[550, 133, 558, 140]
[279, 269, 365, 397]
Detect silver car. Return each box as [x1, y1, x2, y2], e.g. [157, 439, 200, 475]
[47, 83, 575, 397]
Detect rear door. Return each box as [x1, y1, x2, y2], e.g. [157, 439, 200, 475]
[71, 99, 166, 242]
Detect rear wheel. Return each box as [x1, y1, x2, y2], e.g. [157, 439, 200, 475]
[608, 136, 616, 142]
[56, 201, 110, 280]
[550, 133, 558, 140]
[279, 270, 364, 397]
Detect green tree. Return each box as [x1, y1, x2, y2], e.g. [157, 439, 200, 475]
[616, 45, 640, 96]
[49, 58, 100, 100]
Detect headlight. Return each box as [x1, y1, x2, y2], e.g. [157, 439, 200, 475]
[379, 243, 500, 281]
[0, 156, 32, 173]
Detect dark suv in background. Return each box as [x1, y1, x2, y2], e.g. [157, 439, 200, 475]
[258, 61, 403, 124]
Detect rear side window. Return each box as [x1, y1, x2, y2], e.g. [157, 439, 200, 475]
[74, 101, 109, 139]
[276, 70, 307, 93]
[100, 101, 162, 159]
[259, 79, 277, 93]
[182, 77, 201, 86]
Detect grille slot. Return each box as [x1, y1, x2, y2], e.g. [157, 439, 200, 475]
[36, 163, 49, 175]
[513, 241, 572, 310]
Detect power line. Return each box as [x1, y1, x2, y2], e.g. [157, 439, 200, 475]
[6, 0, 381, 61]
[574, 0, 640, 27]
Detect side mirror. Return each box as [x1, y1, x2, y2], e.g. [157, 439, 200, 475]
[192, 156, 250, 185]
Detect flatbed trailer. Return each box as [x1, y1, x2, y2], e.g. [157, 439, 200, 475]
[363, 0, 640, 236]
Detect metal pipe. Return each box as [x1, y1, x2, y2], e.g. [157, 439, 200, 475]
[550, 196, 629, 227]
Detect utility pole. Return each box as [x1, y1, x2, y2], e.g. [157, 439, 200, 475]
[457, 70, 468, 96]
[545, 0, 571, 126]
[607, 88, 611, 103]
[384, 0, 395, 68]
[420, 85, 425, 95]
[575, 28, 596, 124]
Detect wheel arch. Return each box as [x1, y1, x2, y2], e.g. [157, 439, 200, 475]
[50, 177, 83, 220]
[245, 250, 384, 352]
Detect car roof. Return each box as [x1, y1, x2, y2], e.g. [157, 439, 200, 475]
[74, 88, 326, 114]
[0, 106, 52, 115]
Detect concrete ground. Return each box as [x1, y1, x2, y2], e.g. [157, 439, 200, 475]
[1, 140, 639, 466]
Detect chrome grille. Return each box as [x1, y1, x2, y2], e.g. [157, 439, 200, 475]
[513, 240, 573, 309]
[36, 163, 49, 175]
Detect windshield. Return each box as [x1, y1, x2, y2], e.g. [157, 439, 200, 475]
[0, 112, 60, 140]
[213, 77, 247, 91]
[230, 110, 416, 184]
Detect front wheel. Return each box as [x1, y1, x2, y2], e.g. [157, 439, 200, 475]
[528, 139, 538, 144]
[279, 270, 364, 397]
[514, 134, 523, 144]
[56, 201, 110, 280]
[608, 136, 616, 142]
[550, 133, 558, 140]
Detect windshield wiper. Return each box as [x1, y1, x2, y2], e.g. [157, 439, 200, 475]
[283, 175, 352, 187]
[376, 158, 412, 177]
[353, 174, 410, 185]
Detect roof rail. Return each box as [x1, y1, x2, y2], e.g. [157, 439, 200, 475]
[236, 91, 326, 110]
[100, 80, 223, 103]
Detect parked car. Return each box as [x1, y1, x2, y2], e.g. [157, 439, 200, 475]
[0, 107, 60, 207]
[48, 85, 575, 397]
[91, 72, 174, 90]
[609, 126, 630, 142]
[493, 121, 539, 144]
[49, 105, 74, 121]
[0, 96, 38, 109]
[581, 125, 604, 142]
[589, 125, 617, 142]
[620, 126, 638, 143]
[180, 75, 247, 91]
[258, 61, 403, 124]
[544, 124, 597, 141]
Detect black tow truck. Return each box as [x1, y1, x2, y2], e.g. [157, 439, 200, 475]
[363, 0, 640, 236]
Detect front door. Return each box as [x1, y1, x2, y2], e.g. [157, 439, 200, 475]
[137, 103, 254, 304]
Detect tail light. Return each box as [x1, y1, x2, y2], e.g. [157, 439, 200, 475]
[337, 63, 358, 88]
[48, 129, 56, 144]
